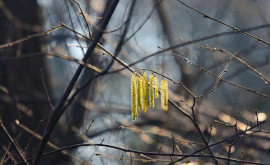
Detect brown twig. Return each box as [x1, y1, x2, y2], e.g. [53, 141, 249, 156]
[0, 25, 62, 49]
[133, 68, 219, 165]
[8, 51, 102, 73]
[15, 121, 266, 165]
[111, 22, 270, 75]
[0, 120, 29, 165]
[201, 45, 270, 85]
[64, 0, 85, 54]
[177, 0, 270, 46]
[72, 0, 93, 39]
[14, 120, 87, 164]
[158, 47, 270, 98]
[196, 53, 235, 99]
[32, 1, 120, 164]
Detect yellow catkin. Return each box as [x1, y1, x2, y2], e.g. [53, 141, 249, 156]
[163, 79, 168, 110]
[142, 72, 148, 113]
[136, 76, 141, 110]
[131, 73, 138, 120]
[160, 78, 165, 111]
[149, 73, 154, 108]
[134, 76, 138, 118]
[154, 76, 158, 98]
[139, 75, 144, 110]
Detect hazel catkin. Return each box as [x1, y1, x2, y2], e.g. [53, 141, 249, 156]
[131, 73, 138, 120]
[154, 76, 159, 98]
[130, 72, 169, 120]
[163, 79, 168, 110]
[149, 73, 154, 108]
[142, 71, 148, 113]
[136, 76, 141, 110]
[160, 78, 168, 111]
[139, 75, 144, 111]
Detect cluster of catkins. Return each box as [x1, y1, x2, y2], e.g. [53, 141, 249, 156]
[131, 71, 168, 120]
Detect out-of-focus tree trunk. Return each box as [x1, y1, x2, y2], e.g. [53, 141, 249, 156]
[155, 0, 194, 99]
[0, 0, 76, 164]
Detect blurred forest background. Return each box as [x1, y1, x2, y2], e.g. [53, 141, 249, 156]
[0, 0, 270, 164]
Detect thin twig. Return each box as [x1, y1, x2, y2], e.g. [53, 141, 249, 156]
[32, 1, 119, 165]
[171, 129, 175, 154]
[227, 137, 239, 165]
[201, 45, 270, 85]
[125, 0, 163, 42]
[111, 23, 270, 74]
[60, 22, 90, 40]
[177, 0, 270, 46]
[0, 25, 62, 49]
[72, 0, 93, 39]
[64, 0, 85, 54]
[60, 22, 134, 73]
[15, 123, 267, 165]
[0, 121, 30, 165]
[8, 51, 102, 73]
[1, 145, 17, 164]
[159, 47, 270, 98]
[149, 69, 219, 165]
[134, 68, 196, 97]
[102, 0, 137, 73]
[14, 120, 88, 164]
[103, 21, 127, 33]
[196, 53, 235, 99]
[168, 121, 265, 164]
[120, 126, 203, 145]
[40, 69, 54, 110]
[43, 9, 268, 165]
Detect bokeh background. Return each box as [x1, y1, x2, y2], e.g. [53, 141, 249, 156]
[1, 0, 270, 164]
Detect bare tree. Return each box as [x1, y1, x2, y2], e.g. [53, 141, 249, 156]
[1, 0, 270, 165]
